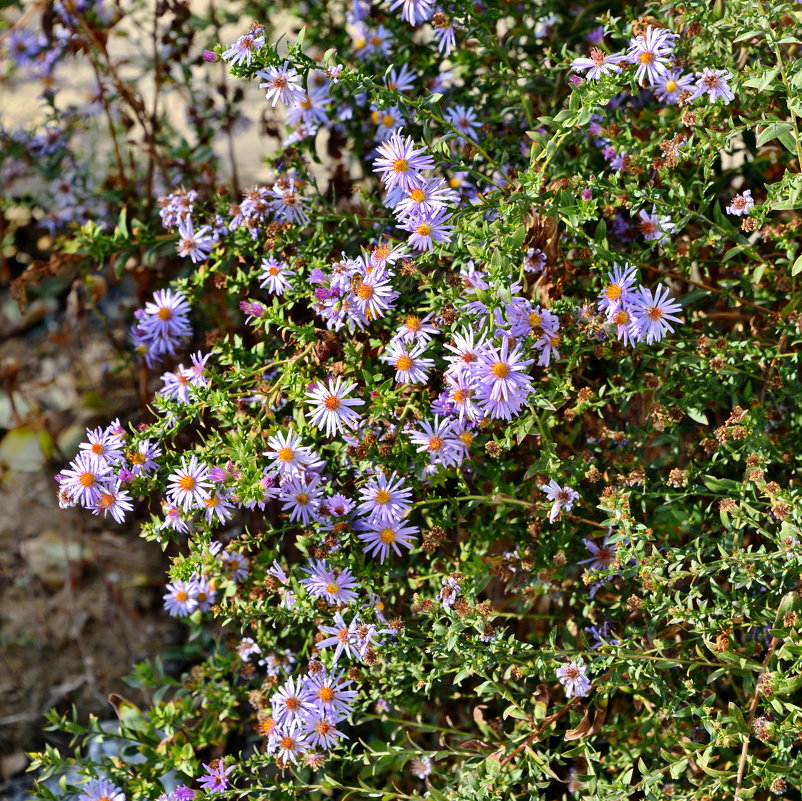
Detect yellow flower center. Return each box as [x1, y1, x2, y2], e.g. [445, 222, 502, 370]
[356, 283, 374, 300]
[428, 436, 443, 452]
[396, 355, 413, 371]
[381, 114, 395, 127]
[375, 489, 391, 505]
[491, 362, 509, 378]
[179, 475, 196, 491]
[409, 188, 426, 203]
[613, 310, 630, 326]
[380, 527, 396, 543]
[296, 493, 309, 505]
[665, 79, 678, 92]
[459, 432, 474, 446]
[318, 687, 335, 703]
[605, 284, 622, 300]
[639, 51, 655, 64]
[175, 591, 188, 602]
[405, 315, 422, 331]
[392, 158, 409, 173]
[277, 447, 294, 462]
[157, 307, 172, 320]
[79, 471, 96, 488]
[416, 223, 432, 237]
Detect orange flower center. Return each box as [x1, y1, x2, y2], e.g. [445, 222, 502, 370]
[324, 394, 340, 410]
[491, 362, 509, 378]
[79, 472, 95, 488]
[396, 355, 413, 371]
[157, 307, 172, 320]
[318, 687, 335, 702]
[277, 447, 294, 462]
[415, 223, 432, 237]
[179, 475, 196, 491]
[392, 158, 409, 173]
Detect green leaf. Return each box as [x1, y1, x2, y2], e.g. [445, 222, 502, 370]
[792, 253, 802, 276]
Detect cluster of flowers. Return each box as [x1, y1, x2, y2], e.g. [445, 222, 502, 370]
[129, 289, 193, 368]
[595, 264, 684, 346]
[571, 24, 735, 105]
[375, 131, 455, 253]
[55, 421, 160, 524]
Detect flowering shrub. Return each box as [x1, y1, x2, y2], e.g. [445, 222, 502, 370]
[10, 0, 802, 798]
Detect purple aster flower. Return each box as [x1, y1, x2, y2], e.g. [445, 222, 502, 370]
[272, 723, 309, 763]
[636, 206, 676, 244]
[258, 61, 305, 107]
[524, 247, 547, 275]
[279, 474, 322, 524]
[409, 416, 463, 468]
[410, 756, 433, 779]
[556, 661, 592, 698]
[433, 14, 457, 56]
[579, 533, 618, 572]
[163, 580, 198, 617]
[373, 132, 435, 192]
[167, 454, 212, 511]
[79, 425, 124, 464]
[626, 25, 676, 86]
[78, 778, 125, 801]
[197, 761, 234, 793]
[608, 307, 639, 347]
[570, 47, 627, 81]
[300, 559, 360, 604]
[202, 489, 235, 525]
[475, 338, 534, 419]
[445, 104, 480, 141]
[542, 479, 579, 522]
[382, 340, 434, 384]
[271, 676, 315, 726]
[357, 520, 419, 562]
[689, 68, 735, 104]
[128, 439, 161, 475]
[93, 483, 134, 524]
[190, 576, 216, 611]
[404, 208, 454, 252]
[140, 289, 192, 349]
[59, 452, 114, 507]
[726, 189, 754, 216]
[392, 311, 439, 345]
[265, 429, 312, 476]
[176, 216, 213, 263]
[437, 576, 461, 607]
[306, 378, 364, 436]
[236, 637, 261, 660]
[394, 178, 454, 221]
[351, 268, 398, 321]
[629, 284, 683, 344]
[444, 327, 487, 377]
[653, 68, 694, 104]
[174, 786, 196, 801]
[259, 256, 295, 295]
[357, 471, 412, 523]
[384, 64, 417, 92]
[598, 263, 638, 314]
[221, 30, 265, 67]
[317, 612, 361, 665]
[269, 178, 309, 226]
[218, 549, 249, 582]
[389, 0, 435, 25]
[587, 25, 606, 44]
[444, 374, 482, 422]
[305, 669, 358, 720]
[300, 711, 347, 750]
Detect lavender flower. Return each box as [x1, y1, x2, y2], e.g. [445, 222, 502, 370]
[556, 661, 592, 698]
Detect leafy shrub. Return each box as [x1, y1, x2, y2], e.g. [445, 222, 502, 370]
[7, 0, 802, 798]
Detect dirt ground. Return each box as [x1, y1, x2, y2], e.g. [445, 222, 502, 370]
[0, 289, 179, 797]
